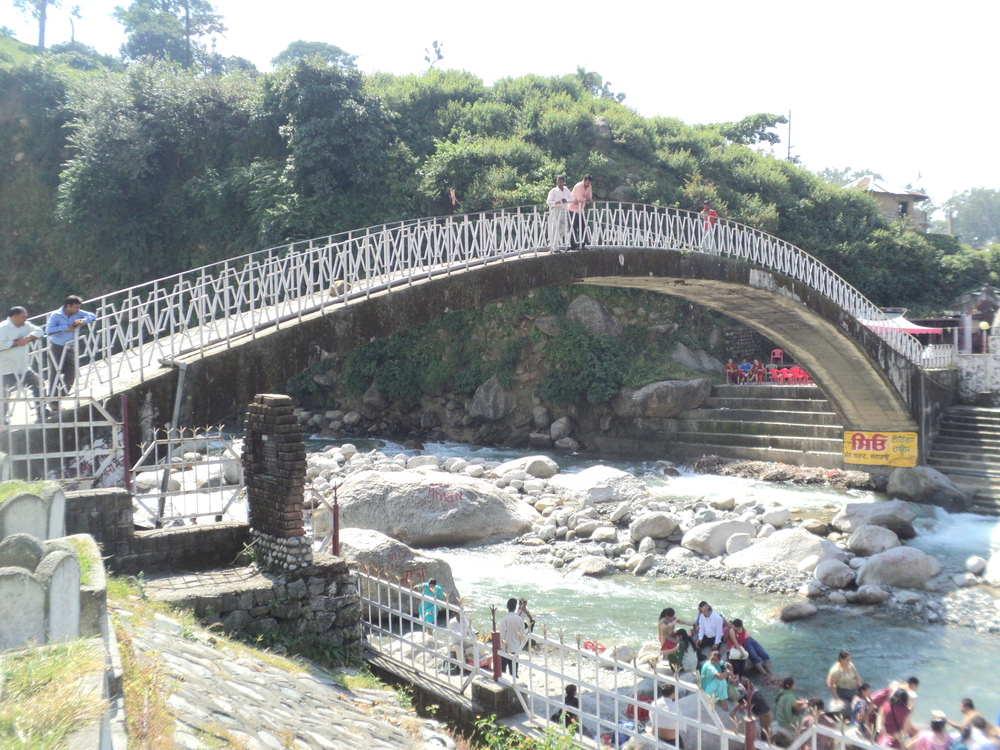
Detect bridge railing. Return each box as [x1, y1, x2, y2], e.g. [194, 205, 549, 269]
[356, 568, 880, 750]
[24, 203, 926, 402]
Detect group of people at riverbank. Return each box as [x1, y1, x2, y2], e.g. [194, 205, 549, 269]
[653, 604, 999, 750]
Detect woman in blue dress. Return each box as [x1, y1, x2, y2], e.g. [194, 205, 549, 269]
[700, 650, 733, 704]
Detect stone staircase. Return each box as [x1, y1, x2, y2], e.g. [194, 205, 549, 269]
[666, 384, 846, 469]
[927, 406, 1000, 515]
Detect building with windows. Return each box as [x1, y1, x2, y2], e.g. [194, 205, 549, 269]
[845, 175, 929, 232]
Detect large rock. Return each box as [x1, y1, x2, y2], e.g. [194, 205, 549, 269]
[566, 295, 622, 337]
[467, 376, 514, 422]
[814, 559, 856, 589]
[856, 547, 942, 588]
[493, 456, 559, 479]
[629, 512, 680, 542]
[848, 524, 901, 557]
[887, 467, 970, 512]
[830, 500, 918, 540]
[682, 519, 755, 558]
[983, 553, 1000, 586]
[670, 342, 724, 375]
[547, 466, 653, 508]
[565, 555, 618, 578]
[724, 528, 848, 569]
[780, 603, 818, 622]
[612, 379, 712, 418]
[337, 470, 539, 547]
[339, 529, 458, 610]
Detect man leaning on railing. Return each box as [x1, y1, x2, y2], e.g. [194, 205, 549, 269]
[45, 294, 95, 402]
[0, 306, 46, 425]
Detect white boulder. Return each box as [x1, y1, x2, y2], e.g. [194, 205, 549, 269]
[565, 555, 618, 578]
[830, 500, 917, 540]
[726, 533, 753, 555]
[493, 456, 560, 479]
[682, 519, 755, 558]
[848, 524, 901, 557]
[814, 559, 856, 589]
[887, 466, 970, 512]
[338, 470, 539, 547]
[628, 512, 680, 542]
[967, 555, 988, 575]
[856, 547, 942, 588]
[547, 465, 653, 508]
[724, 528, 847, 569]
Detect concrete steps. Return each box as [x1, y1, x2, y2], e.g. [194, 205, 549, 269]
[665, 384, 846, 469]
[927, 407, 1000, 515]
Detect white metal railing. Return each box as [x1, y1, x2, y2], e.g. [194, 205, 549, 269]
[356, 568, 881, 750]
[18, 203, 928, 407]
[130, 426, 243, 527]
[921, 344, 957, 370]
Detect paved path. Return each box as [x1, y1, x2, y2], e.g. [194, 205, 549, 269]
[116, 608, 457, 750]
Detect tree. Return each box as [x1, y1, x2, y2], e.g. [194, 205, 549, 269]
[709, 113, 788, 146]
[271, 41, 356, 69]
[13, 0, 61, 51]
[944, 188, 1000, 248]
[113, 0, 226, 70]
[423, 40, 443, 69]
[815, 167, 882, 187]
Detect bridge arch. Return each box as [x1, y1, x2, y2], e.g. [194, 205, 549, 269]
[168, 247, 918, 433]
[31, 203, 931, 439]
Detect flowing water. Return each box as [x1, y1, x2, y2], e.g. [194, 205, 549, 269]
[311, 437, 1000, 724]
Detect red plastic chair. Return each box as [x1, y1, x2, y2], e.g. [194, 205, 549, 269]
[768, 368, 783, 384]
[777, 368, 791, 384]
[770, 348, 784, 364]
[789, 366, 807, 384]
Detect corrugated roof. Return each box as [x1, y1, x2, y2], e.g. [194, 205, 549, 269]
[844, 175, 929, 201]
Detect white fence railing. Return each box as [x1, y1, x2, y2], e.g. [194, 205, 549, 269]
[921, 344, 957, 370]
[17, 204, 936, 410]
[356, 568, 883, 750]
[130, 426, 243, 527]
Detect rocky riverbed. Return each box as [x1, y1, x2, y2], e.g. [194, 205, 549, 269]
[294, 440, 1000, 635]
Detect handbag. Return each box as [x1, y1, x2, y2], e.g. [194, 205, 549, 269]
[729, 645, 748, 660]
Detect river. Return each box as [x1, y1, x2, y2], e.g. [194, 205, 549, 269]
[314, 437, 1000, 724]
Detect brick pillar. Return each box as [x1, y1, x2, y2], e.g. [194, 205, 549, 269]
[243, 394, 312, 571]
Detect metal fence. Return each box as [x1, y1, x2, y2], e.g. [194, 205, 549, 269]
[356, 568, 883, 750]
[19, 203, 941, 410]
[920, 344, 957, 370]
[0, 391, 125, 488]
[129, 426, 243, 527]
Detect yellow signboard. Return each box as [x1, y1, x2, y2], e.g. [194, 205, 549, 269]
[843, 431, 918, 467]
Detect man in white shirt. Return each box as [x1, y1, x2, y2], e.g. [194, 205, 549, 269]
[694, 602, 725, 657]
[545, 176, 573, 252]
[499, 597, 524, 679]
[652, 683, 684, 748]
[0, 306, 46, 424]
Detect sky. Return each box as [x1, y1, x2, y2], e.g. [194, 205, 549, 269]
[4, 0, 998, 204]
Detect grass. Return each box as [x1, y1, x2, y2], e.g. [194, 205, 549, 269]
[113, 612, 175, 750]
[0, 480, 48, 506]
[0, 640, 106, 749]
[67, 537, 98, 586]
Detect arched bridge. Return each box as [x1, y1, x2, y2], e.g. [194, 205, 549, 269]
[27, 203, 948, 443]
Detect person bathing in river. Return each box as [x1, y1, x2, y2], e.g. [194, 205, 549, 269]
[725, 618, 750, 676]
[876, 688, 916, 749]
[694, 602, 725, 658]
[827, 650, 863, 703]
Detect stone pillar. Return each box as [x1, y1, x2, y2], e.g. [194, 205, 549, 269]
[243, 394, 312, 572]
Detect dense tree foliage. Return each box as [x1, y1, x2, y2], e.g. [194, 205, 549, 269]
[113, 0, 226, 70]
[1, 32, 999, 315]
[271, 41, 356, 69]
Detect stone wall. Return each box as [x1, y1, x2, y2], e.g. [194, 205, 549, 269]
[145, 553, 362, 652]
[64, 488, 134, 557]
[956, 351, 1000, 403]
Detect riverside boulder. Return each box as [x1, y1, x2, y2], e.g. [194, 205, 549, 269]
[723, 528, 848, 569]
[612, 379, 712, 419]
[830, 500, 917, 539]
[565, 555, 618, 578]
[848, 524, 901, 556]
[856, 547, 942, 588]
[628, 512, 680, 542]
[887, 466, 970, 512]
[337, 470, 539, 547]
[547, 465, 653, 507]
[493, 455, 560, 479]
[338, 529, 459, 613]
[682, 519, 755, 558]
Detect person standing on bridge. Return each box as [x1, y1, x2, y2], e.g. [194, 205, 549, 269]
[700, 200, 719, 251]
[45, 295, 95, 403]
[568, 174, 593, 250]
[0, 306, 46, 425]
[546, 176, 573, 252]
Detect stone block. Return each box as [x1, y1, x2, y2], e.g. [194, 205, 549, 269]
[220, 609, 253, 632]
[335, 608, 361, 628]
[309, 612, 336, 632]
[0, 493, 49, 540]
[0, 566, 46, 650]
[0, 534, 45, 570]
[471, 678, 521, 719]
[34, 550, 81, 643]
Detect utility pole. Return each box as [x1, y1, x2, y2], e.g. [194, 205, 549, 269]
[786, 110, 793, 161]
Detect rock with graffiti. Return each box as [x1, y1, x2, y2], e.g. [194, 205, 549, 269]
[336, 469, 540, 547]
